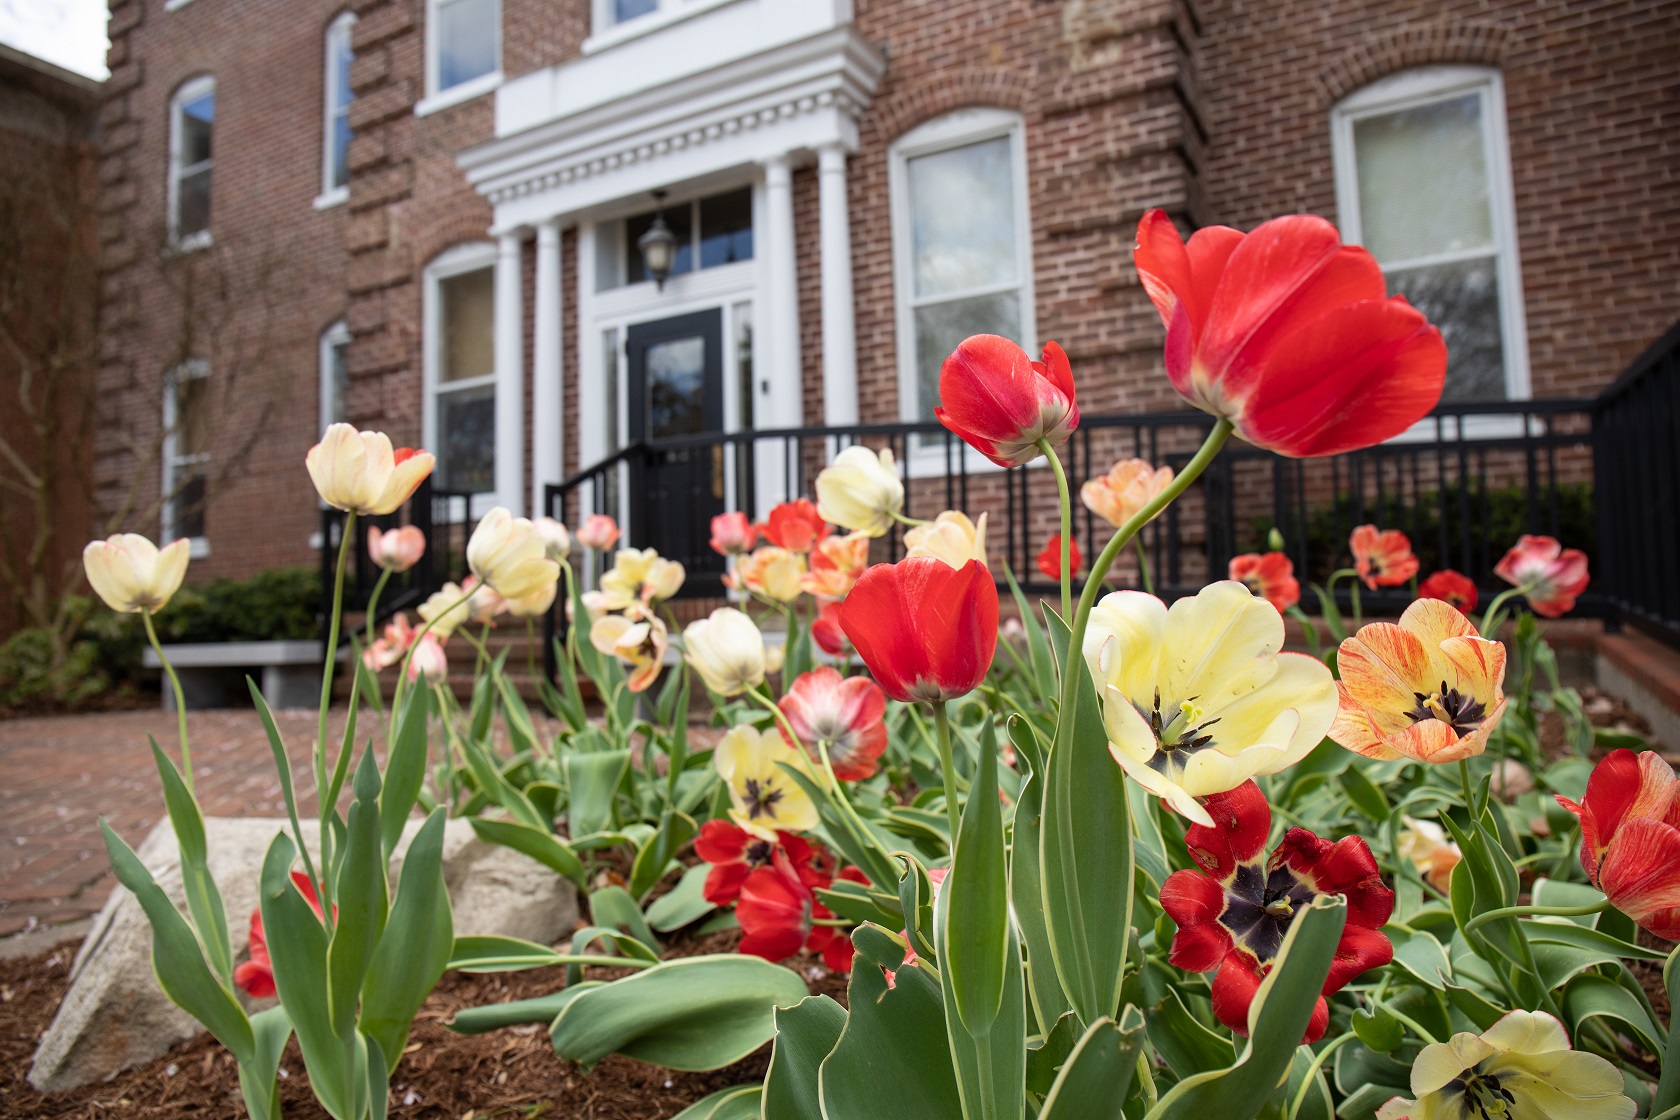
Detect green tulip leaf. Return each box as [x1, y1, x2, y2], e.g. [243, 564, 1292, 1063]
[669, 1085, 764, 1120]
[448, 983, 602, 1034]
[468, 817, 586, 887]
[235, 1005, 293, 1120]
[646, 862, 718, 932]
[148, 737, 233, 984]
[567, 748, 632, 838]
[943, 716, 1009, 1034]
[629, 809, 698, 902]
[380, 681, 432, 858]
[763, 995, 847, 1120]
[1039, 1007, 1146, 1120]
[360, 808, 453, 1074]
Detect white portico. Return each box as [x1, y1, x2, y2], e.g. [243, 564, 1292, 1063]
[455, 0, 883, 519]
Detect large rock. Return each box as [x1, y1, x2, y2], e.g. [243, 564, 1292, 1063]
[29, 816, 577, 1092]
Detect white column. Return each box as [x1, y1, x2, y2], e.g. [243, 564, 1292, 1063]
[531, 219, 563, 518]
[760, 154, 801, 510]
[494, 231, 525, 514]
[817, 143, 857, 429]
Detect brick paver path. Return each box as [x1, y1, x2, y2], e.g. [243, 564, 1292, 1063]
[0, 709, 347, 937]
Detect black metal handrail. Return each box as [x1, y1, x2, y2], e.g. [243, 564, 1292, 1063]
[1594, 319, 1680, 647]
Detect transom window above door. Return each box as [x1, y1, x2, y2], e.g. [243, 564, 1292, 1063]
[593, 186, 754, 292]
[1332, 67, 1530, 403]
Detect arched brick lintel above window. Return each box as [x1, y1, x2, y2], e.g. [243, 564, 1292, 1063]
[1315, 21, 1514, 108]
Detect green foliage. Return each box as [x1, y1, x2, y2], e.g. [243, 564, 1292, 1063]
[0, 622, 109, 709]
[152, 565, 320, 643]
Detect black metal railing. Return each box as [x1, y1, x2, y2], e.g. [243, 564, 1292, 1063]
[1595, 319, 1680, 648]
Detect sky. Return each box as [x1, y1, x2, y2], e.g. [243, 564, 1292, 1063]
[0, 0, 109, 80]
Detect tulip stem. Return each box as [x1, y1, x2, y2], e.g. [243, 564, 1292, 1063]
[888, 510, 929, 528]
[393, 587, 474, 715]
[932, 702, 962, 846]
[1133, 537, 1154, 595]
[1038, 439, 1074, 621]
[141, 608, 192, 793]
[1061, 420, 1234, 724]
[1286, 1031, 1356, 1120]
[1479, 586, 1524, 638]
[1463, 897, 1611, 934]
[1367, 996, 1441, 1045]
[363, 566, 393, 650]
[317, 510, 356, 819]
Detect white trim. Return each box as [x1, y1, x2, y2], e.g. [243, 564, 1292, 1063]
[423, 241, 500, 515]
[162, 359, 211, 554]
[167, 75, 215, 248]
[1331, 65, 1531, 405]
[817, 142, 856, 427]
[532, 219, 565, 516]
[494, 232, 525, 514]
[888, 107, 1036, 474]
[164, 0, 198, 10]
[586, 0, 742, 52]
[322, 11, 357, 202]
[424, 0, 501, 102]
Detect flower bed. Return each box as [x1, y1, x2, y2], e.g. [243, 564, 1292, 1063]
[62, 210, 1673, 1120]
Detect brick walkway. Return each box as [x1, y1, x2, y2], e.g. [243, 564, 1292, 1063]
[0, 709, 345, 937]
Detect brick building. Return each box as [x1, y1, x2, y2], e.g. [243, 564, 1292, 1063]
[92, 0, 1680, 585]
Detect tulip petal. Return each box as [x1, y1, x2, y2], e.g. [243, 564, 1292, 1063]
[1596, 816, 1680, 935]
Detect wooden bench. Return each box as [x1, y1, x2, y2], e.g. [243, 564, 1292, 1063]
[141, 640, 338, 710]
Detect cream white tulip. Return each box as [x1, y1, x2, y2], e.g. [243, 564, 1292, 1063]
[905, 510, 989, 570]
[643, 557, 686, 602]
[418, 581, 472, 639]
[83, 534, 191, 613]
[305, 423, 435, 516]
[534, 516, 572, 561]
[467, 507, 561, 600]
[502, 580, 558, 619]
[816, 446, 904, 537]
[683, 607, 766, 697]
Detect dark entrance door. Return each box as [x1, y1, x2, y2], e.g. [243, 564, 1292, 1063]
[626, 308, 726, 579]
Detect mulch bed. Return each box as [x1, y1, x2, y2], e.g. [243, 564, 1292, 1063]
[0, 929, 848, 1120]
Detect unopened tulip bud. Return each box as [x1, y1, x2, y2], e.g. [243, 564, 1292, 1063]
[816, 446, 904, 538]
[407, 634, 448, 684]
[683, 607, 766, 697]
[577, 514, 621, 552]
[368, 524, 426, 573]
[1267, 527, 1287, 553]
[534, 516, 571, 561]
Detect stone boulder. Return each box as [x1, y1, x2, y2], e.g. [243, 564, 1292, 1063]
[29, 816, 577, 1092]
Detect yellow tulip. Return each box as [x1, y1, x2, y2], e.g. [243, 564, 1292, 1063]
[82, 534, 191, 613]
[643, 557, 686, 602]
[467, 507, 560, 600]
[591, 609, 669, 692]
[683, 607, 765, 697]
[305, 423, 435, 516]
[1083, 580, 1336, 826]
[713, 723, 819, 840]
[816, 445, 904, 537]
[418, 581, 471, 639]
[904, 510, 989, 569]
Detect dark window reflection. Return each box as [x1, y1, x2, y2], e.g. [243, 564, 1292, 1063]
[699, 188, 753, 268]
[1386, 258, 1506, 402]
[628, 204, 693, 283]
[646, 336, 706, 438]
[438, 384, 496, 493]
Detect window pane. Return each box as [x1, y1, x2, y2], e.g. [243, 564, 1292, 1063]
[913, 292, 1020, 423]
[327, 340, 349, 428]
[908, 136, 1016, 299]
[176, 375, 210, 457]
[699, 188, 753, 268]
[440, 267, 494, 383]
[437, 0, 498, 90]
[1386, 256, 1505, 402]
[330, 114, 352, 189]
[177, 168, 211, 236]
[181, 93, 213, 165]
[612, 0, 658, 23]
[626, 203, 693, 283]
[1354, 93, 1493, 264]
[645, 336, 706, 439]
[333, 32, 354, 111]
[171, 468, 207, 540]
[437, 384, 496, 492]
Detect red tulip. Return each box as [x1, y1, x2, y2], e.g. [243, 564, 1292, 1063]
[1419, 569, 1478, 613]
[779, 666, 889, 781]
[812, 601, 849, 657]
[1350, 525, 1420, 589]
[935, 335, 1080, 468]
[1036, 533, 1081, 581]
[694, 820, 816, 906]
[233, 871, 326, 999]
[1495, 535, 1589, 618]
[1229, 552, 1300, 613]
[839, 557, 998, 704]
[735, 850, 860, 972]
[709, 511, 757, 556]
[1132, 210, 1446, 457]
[760, 499, 830, 553]
[1160, 781, 1393, 1043]
[1556, 749, 1680, 939]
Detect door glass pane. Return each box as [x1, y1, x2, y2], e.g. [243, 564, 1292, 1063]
[602, 327, 621, 453]
[700, 188, 753, 268]
[1354, 93, 1493, 264]
[908, 136, 1016, 299]
[441, 268, 494, 383]
[733, 302, 753, 432]
[1385, 257, 1506, 402]
[612, 0, 658, 23]
[437, 0, 498, 90]
[437, 384, 496, 492]
[645, 336, 706, 439]
[177, 169, 211, 236]
[180, 93, 213, 165]
[627, 204, 693, 283]
[913, 292, 1020, 426]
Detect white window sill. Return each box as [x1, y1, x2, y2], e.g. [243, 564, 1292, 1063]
[164, 0, 198, 10]
[166, 230, 214, 255]
[1389, 409, 1538, 444]
[415, 71, 502, 118]
[583, 0, 741, 54]
[313, 187, 349, 210]
[187, 537, 211, 559]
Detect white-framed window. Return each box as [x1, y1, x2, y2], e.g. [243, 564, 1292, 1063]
[424, 243, 498, 496]
[318, 12, 356, 208]
[889, 108, 1036, 458]
[167, 76, 215, 250]
[592, 185, 754, 292]
[422, 0, 500, 110]
[595, 0, 659, 31]
[319, 320, 351, 434]
[585, 0, 734, 47]
[163, 360, 211, 553]
[1332, 66, 1529, 403]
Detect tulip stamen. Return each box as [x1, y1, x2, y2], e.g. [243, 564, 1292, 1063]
[1447, 1072, 1518, 1119]
[1405, 680, 1488, 736]
[742, 779, 785, 820]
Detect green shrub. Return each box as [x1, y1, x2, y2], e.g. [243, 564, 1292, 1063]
[151, 565, 319, 643]
[0, 626, 109, 710]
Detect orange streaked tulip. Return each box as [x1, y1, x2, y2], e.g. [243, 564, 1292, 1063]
[306, 423, 434, 516]
[1228, 551, 1300, 613]
[802, 532, 871, 600]
[1081, 458, 1174, 529]
[1556, 749, 1680, 940]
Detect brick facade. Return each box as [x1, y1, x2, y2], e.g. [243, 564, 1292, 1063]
[93, 0, 1680, 583]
